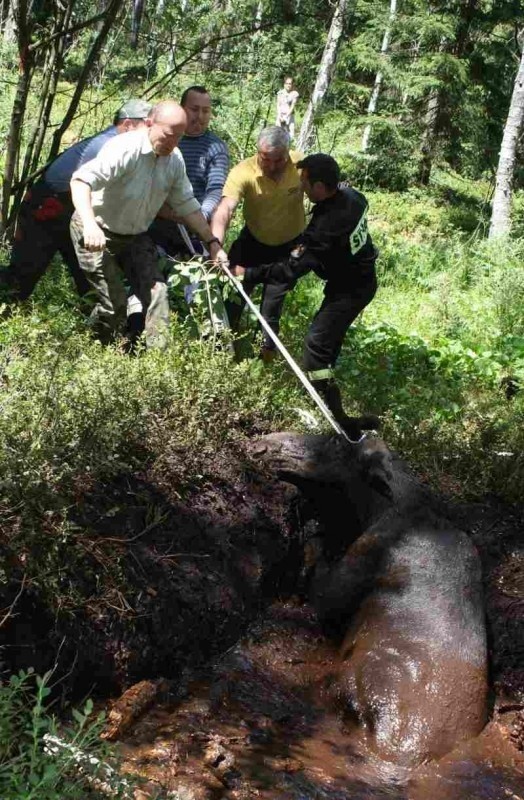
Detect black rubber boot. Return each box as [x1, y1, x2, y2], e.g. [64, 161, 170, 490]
[312, 379, 380, 441]
[123, 311, 146, 354]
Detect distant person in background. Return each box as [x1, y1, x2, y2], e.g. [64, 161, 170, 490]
[149, 85, 229, 256]
[1, 99, 151, 302]
[276, 77, 299, 141]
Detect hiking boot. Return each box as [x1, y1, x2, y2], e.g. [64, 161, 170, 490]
[260, 347, 277, 364]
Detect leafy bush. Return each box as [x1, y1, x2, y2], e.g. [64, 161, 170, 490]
[344, 119, 418, 191]
[0, 299, 302, 511]
[0, 668, 128, 799]
[280, 251, 524, 501]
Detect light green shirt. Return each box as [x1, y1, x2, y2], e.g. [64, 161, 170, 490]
[72, 128, 200, 235]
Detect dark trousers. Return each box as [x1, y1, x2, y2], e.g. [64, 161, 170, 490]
[303, 276, 377, 374]
[227, 227, 298, 349]
[3, 181, 90, 300]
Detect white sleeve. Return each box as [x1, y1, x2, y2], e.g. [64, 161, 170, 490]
[72, 136, 135, 190]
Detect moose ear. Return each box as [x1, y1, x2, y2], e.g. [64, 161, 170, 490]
[360, 443, 394, 501]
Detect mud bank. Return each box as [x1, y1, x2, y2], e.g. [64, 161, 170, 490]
[0, 442, 302, 694]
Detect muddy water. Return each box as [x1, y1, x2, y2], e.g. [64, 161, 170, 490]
[120, 603, 524, 799]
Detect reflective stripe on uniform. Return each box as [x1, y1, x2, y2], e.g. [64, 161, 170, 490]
[306, 368, 333, 382]
[350, 208, 368, 255]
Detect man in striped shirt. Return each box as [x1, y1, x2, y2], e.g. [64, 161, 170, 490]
[149, 85, 229, 255]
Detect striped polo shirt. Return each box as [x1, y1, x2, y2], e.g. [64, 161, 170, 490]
[178, 131, 229, 221]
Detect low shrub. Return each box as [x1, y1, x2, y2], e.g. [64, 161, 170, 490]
[0, 668, 130, 800]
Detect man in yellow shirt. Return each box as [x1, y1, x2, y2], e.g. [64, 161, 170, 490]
[211, 126, 305, 359]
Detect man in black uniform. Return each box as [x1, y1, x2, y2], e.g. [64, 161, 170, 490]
[232, 153, 378, 438]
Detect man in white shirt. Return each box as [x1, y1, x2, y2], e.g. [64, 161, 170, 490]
[70, 99, 228, 349]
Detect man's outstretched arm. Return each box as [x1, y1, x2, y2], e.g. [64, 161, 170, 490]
[210, 196, 238, 246]
[234, 246, 316, 285]
[178, 207, 229, 266]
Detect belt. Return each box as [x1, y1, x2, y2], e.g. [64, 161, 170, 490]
[101, 227, 138, 239]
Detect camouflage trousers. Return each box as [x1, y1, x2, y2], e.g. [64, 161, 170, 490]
[70, 212, 169, 349]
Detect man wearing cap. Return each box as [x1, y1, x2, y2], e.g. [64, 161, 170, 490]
[232, 153, 378, 438]
[70, 99, 228, 350]
[210, 125, 304, 360]
[2, 98, 151, 302]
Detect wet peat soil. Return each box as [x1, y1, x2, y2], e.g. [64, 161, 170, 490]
[117, 492, 524, 800]
[1, 438, 523, 797]
[120, 602, 524, 800]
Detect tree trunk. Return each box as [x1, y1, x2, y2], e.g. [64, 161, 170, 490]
[30, 0, 74, 173]
[417, 34, 447, 185]
[9, 0, 75, 222]
[249, 0, 263, 70]
[296, 0, 350, 153]
[361, 0, 397, 152]
[1, 0, 16, 40]
[489, 34, 524, 238]
[1, 59, 34, 235]
[1, 0, 34, 236]
[147, 0, 165, 76]
[131, 0, 145, 49]
[417, 87, 440, 184]
[48, 0, 125, 161]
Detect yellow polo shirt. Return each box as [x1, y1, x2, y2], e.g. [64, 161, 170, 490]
[223, 151, 305, 246]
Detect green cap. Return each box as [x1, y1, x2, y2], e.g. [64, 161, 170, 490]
[117, 98, 152, 120]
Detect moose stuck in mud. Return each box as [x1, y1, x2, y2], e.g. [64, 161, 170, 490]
[253, 431, 488, 765]
[113, 430, 522, 800]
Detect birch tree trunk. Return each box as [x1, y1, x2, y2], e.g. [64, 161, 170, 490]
[296, 0, 350, 153]
[361, 0, 397, 152]
[131, 0, 145, 49]
[489, 33, 524, 239]
[1, 0, 34, 235]
[2, 0, 16, 40]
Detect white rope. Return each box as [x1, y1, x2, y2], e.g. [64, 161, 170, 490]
[220, 262, 365, 444]
[176, 227, 364, 444]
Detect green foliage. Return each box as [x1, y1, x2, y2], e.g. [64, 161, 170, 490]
[0, 668, 127, 799]
[0, 289, 301, 513]
[277, 186, 524, 500]
[345, 119, 418, 191]
[166, 256, 234, 341]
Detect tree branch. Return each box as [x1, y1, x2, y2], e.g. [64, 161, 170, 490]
[143, 19, 283, 100]
[29, 10, 108, 52]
